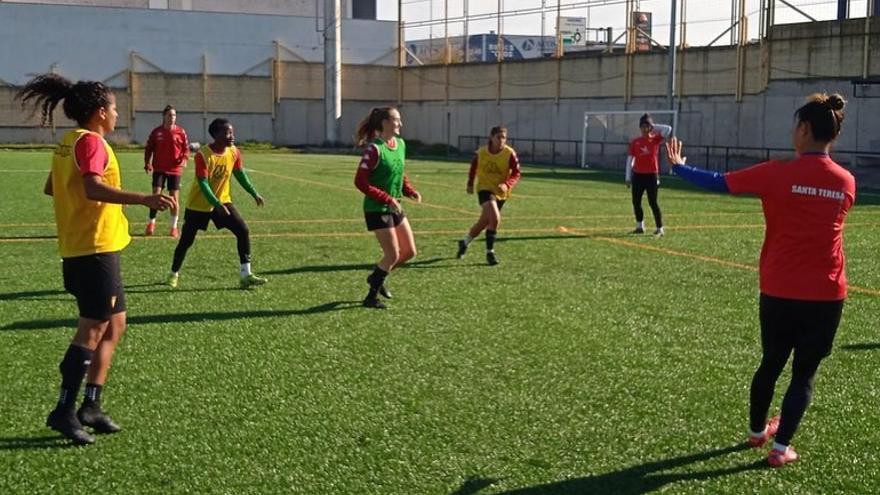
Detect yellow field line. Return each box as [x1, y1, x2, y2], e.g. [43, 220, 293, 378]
[0, 227, 563, 243]
[247, 168, 474, 215]
[558, 226, 880, 297]
[588, 233, 758, 271]
[5, 216, 878, 233]
[247, 168, 352, 193]
[0, 211, 772, 229]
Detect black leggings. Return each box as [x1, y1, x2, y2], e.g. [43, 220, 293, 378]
[171, 207, 251, 272]
[631, 172, 662, 228]
[749, 294, 843, 446]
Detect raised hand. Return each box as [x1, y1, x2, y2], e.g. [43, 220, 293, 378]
[665, 137, 687, 167]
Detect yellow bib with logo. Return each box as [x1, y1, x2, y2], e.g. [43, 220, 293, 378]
[51, 129, 130, 258]
[187, 145, 238, 212]
[476, 145, 515, 200]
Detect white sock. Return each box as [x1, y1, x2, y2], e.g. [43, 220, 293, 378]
[656, 226, 664, 233]
[170, 271, 179, 277]
[463, 235, 475, 246]
[148, 218, 156, 225]
[771, 441, 788, 452]
[750, 426, 767, 438]
[636, 221, 645, 230]
[240, 263, 252, 277]
[171, 215, 179, 228]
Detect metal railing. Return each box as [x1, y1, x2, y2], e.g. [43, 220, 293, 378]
[457, 135, 880, 172]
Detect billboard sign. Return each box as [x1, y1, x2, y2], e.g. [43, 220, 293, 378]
[556, 16, 586, 46]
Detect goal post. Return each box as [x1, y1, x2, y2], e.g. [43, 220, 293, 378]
[580, 109, 678, 169]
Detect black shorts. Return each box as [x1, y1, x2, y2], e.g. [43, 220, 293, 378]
[477, 190, 506, 210]
[631, 172, 660, 190]
[152, 172, 182, 191]
[184, 204, 246, 232]
[62, 252, 126, 320]
[759, 293, 844, 360]
[364, 211, 406, 231]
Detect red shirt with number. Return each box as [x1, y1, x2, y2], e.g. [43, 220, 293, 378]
[724, 153, 856, 301]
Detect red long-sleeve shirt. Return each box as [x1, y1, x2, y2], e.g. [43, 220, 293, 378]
[144, 125, 189, 175]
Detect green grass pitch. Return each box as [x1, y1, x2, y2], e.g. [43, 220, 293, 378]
[1, 149, 878, 494]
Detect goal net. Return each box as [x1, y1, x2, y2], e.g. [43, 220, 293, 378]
[580, 110, 678, 169]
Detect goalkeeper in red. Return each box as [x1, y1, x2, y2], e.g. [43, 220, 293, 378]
[456, 126, 521, 265]
[625, 114, 672, 236]
[665, 93, 854, 468]
[167, 118, 267, 289]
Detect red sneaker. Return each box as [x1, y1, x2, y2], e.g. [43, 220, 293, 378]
[170, 227, 179, 238]
[145, 222, 156, 236]
[768, 445, 799, 468]
[748, 416, 780, 448]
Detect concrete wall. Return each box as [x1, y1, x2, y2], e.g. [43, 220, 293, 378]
[399, 79, 880, 158]
[3, 6, 880, 180]
[0, 2, 396, 85]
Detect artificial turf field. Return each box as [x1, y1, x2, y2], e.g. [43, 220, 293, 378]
[0, 149, 878, 494]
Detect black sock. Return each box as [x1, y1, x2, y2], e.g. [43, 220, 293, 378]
[149, 209, 157, 219]
[83, 383, 103, 405]
[486, 230, 497, 252]
[366, 266, 388, 299]
[57, 345, 94, 409]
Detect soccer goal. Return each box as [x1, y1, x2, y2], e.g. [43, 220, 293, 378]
[580, 109, 678, 169]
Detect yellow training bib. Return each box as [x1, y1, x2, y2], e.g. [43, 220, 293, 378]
[187, 145, 238, 212]
[476, 145, 515, 200]
[51, 129, 130, 258]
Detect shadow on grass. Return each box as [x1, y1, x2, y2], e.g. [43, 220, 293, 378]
[0, 235, 56, 241]
[124, 282, 237, 294]
[263, 257, 449, 276]
[0, 435, 78, 450]
[0, 289, 66, 301]
[840, 342, 880, 351]
[0, 284, 243, 300]
[1, 301, 362, 331]
[452, 443, 763, 495]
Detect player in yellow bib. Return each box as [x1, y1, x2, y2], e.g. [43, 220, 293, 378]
[18, 74, 175, 445]
[167, 118, 267, 289]
[457, 126, 521, 265]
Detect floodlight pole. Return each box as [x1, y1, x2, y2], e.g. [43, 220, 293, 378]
[541, 0, 546, 56]
[464, 0, 469, 62]
[667, 0, 677, 111]
[324, 0, 341, 145]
